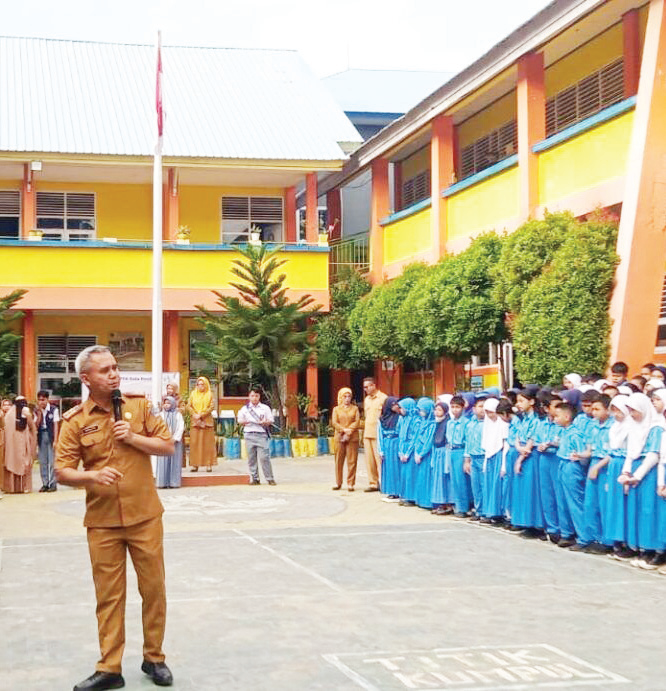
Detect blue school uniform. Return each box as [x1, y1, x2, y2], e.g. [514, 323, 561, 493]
[573, 413, 594, 439]
[502, 415, 520, 517]
[446, 415, 470, 513]
[626, 426, 663, 551]
[481, 422, 506, 519]
[578, 417, 613, 546]
[464, 415, 485, 516]
[603, 442, 628, 545]
[377, 403, 401, 497]
[430, 416, 453, 506]
[414, 398, 436, 509]
[555, 424, 587, 539]
[536, 416, 561, 537]
[397, 398, 419, 503]
[511, 411, 543, 529]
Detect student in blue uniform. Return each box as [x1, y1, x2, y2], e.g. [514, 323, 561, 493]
[572, 393, 614, 553]
[378, 396, 401, 503]
[573, 389, 598, 438]
[497, 398, 519, 527]
[618, 393, 665, 569]
[431, 401, 453, 515]
[463, 397, 486, 520]
[414, 397, 436, 510]
[480, 398, 507, 524]
[604, 395, 633, 560]
[536, 392, 562, 543]
[511, 389, 543, 538]
[397, 397, 418, 506]
[446, 395, 470, 516]
[553, 401, 588, 548]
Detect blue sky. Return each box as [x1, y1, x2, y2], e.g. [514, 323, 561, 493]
[3, 0, 553, 77]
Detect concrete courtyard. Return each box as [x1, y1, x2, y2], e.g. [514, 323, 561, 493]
[1, 456, 664, 691]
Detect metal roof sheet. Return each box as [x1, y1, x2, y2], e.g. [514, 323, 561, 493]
[0, 37, 362, 161]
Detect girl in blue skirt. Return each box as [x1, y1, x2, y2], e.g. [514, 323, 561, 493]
[378, 396, 401, 502]
[480, 398, 507, 524]
[431, 401, 453, 514]
[414, 397, 436, 509]
[397, 397, 418, 506]
[497, 398, 519, 525]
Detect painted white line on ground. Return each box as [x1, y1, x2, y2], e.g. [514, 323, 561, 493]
[322, 654, 382, 691]
[232, 528, 344, 593]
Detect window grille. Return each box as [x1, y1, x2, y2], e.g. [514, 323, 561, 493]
[38, 335, 97, 374]
[545, 58, 624, 137]
[401, 169, 431, 209]
[36, 191, 96, 241]
[221, 196, 283, 243]
[660, 274, 666, 320]
[0, 190, 20, 238]
[459, 119, 517, 180]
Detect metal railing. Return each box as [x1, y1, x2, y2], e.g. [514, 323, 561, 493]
[329, 233, 369, 281]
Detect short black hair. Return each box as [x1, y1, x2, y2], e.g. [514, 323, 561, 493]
[249, 385, 262, 395]
[581, 390, 601, 403]
[517, 389, 536, 402]
[37, 390, 50, 399]
[595, 394, 611, 409]
[631, 375, 646, 385]
[643, 362, 655, 370]
[450, 395, 465, 407]
[496, 400, 513, 415]
[362, 377, 376, 385]
[626, 383, 640, 393]
[503, 390, 517, 406]
[556, 402, 576, 418]
[611, 361, 629, 375]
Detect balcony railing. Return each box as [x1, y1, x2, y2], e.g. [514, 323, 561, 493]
[329, 233, 369, 281]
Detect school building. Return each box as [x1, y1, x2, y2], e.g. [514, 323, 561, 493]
[0, 37, 362, 413]
[322, 0, 666, 398]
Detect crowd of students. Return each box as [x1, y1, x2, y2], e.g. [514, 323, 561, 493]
[374, 361, 666, 575]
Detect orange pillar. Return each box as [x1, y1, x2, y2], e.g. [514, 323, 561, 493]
[433, 357, 460, 394]
[305, 173, 318, 244]
[164, 167, 179, 241]
[370, 159, 390, 283]
[285, 186, 297, 243]
[21, 310, 36, 400]
[610, 0, 666, 372]
[286, 371, 299, 427]
[163, 311, 180, 373]
[306, 362, 318, 416]
[430, 115, 455, 259]
[516, 52, 545, 221]
[21, 164, 36, 239]
[623, 9, 641, 98]
[326, 189, 342, 241]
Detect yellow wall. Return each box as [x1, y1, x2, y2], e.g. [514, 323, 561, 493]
[446, 166, 519, 241]
[538, 110, 633, 206]
[0, 179, 21, 189]
[0, 246, 329, 293]
[180, 185, 284, 243]
[545, 23, 623, 98]
[457, 91, 516, 151]
[383, 206, 432, 265]
[400, 147, 430, 182]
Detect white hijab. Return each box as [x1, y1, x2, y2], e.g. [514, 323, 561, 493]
[437, 394, 453, 407]
[608, 395, 630, 450]
[481, 398, 507, 460]
[564, 373, 582, 389]
[594, 379, 609, 392]
[625, 392, 663, 461]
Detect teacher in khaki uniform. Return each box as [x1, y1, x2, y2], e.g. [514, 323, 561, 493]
[362, 377, 387, 492]
[56, 346, 175, 691]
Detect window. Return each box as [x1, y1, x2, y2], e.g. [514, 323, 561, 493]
[460, 120, 517, 180]
[546, 58, 624, 137]
[37, 335, 97, 397]
[401, 170, 431, 209]
[221, 196, 283, 243]
[188, 330, 249, 397]
[0, 190, 20, 238]
[36, 191, 96, 241]
[296, 207, 327, 241]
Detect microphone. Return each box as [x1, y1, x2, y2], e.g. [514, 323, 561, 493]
[111, 389, 123, 422]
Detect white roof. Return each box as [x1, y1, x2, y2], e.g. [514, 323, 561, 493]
[323, 69, 454, 115]
[0, 37, 362, 161]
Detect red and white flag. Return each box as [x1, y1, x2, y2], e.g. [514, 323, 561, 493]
[156, 31, 164, 138]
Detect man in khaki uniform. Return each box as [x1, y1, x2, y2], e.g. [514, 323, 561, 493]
[362, 377, 387, 492]
[56, 346, 174, 691]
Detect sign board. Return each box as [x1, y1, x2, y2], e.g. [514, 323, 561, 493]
[470, 375, 484, 392]
[82, 371, 180, 403]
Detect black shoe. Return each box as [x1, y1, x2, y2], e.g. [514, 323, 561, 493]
[332, 485, 341, 490]
[508, 524, 523, 532]
[468, 514, 481, 522]
[478, 517, 493, 524]
[587, 543, 612, 555]
[48, 486, 58, 492]
[249, 479, 260, 485]
[39, 486, 48, 492]
[74, 671, 125, 690]
[141, 660, 173, 687]
[558, 537, 576, 548]
[453, 512, 469, 518]
[568, 542, 589, 552]
[519, 528, 538, 540]
[548, 533, 560, 544]
[364, 486, 379, 492]
[268, 480, 277, 485]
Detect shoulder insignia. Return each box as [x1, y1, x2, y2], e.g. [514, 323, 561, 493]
[62, 404, 83, 421]
[124, 392, 146, 398]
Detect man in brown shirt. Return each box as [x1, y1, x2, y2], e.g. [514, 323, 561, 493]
[362, 377, 387, 492]
[56, 346, 174, 691]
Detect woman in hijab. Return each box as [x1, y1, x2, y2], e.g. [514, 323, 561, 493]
[377, 396, 401, 501]
[0, 398, 12, 498]
[413, 397, 436, 510]
[187, 377, 216, 472]
[2, 396, 36, 493]
[331, 387, 360, 491]
[155, 396, 184, 489]
[431, 401, 453, 515]
[563, 373, 582, 390]
[618, 393, 664, 567]
[480, 398, 508, 523]
[397, 397, 418, 506]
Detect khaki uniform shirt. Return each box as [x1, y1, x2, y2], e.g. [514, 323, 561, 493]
[363, 391, 387, 439]
[56, 394, 171, 529]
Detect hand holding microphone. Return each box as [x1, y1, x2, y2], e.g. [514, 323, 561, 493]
[111, 389, 132, 444]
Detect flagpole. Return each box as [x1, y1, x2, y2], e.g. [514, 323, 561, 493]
[151, 30, 164, 412]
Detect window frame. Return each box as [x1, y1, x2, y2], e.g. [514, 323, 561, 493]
[0, 189, 21, 239]
[220, 195, 284, 244]
[35, 190, 97, 241]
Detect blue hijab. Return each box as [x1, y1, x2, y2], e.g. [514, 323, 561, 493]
[460, 392, 476, 417]
[560, 388, 582, 412]
[380, 396, 400, 431]
[416, 397, 436, 440]
[397, 397, 417, 449]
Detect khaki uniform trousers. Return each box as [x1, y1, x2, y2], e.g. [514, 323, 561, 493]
[334, 439, 358, 488]
[87, 516, 166, 674]
[363, 437, 382, 489]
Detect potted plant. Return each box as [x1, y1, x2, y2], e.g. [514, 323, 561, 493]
[28, 228, 44, 241]
[315, 409, 330, 455]
[175, 224, 191, 245]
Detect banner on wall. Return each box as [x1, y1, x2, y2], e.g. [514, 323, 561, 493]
[82, 371, 180, 403]
[108, 332, 146, 372]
